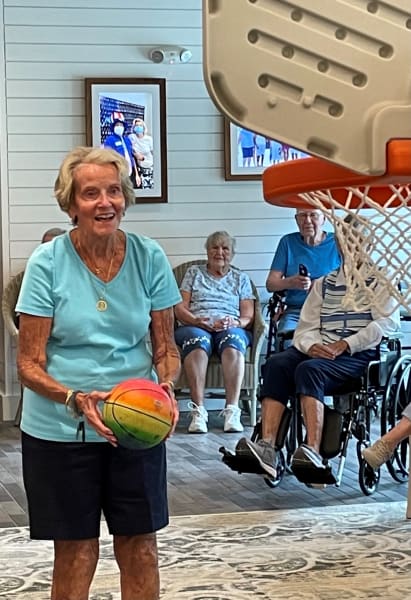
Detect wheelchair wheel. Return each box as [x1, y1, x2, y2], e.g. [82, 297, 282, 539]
[357, 442, 380, 495]
[263, 449, 286, 488]
[381, 355, 411, 483]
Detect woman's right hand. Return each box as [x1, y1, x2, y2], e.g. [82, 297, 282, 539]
[194, 316, 214, 331]
[76, 390, 118, 446]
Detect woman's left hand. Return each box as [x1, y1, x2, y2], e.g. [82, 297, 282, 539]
[160, 381, 179, 438]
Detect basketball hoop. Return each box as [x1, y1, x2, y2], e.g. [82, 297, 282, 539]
[263, 140, 411, 316]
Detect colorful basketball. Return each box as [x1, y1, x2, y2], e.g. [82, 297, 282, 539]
[103, 378, 174, 450]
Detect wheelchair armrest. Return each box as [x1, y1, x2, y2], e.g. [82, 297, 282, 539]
[372, 336, 403, 387]
[378, 335, 402, 357]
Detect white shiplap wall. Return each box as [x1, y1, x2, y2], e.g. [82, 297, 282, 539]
[4, 0, 298, 285]
[0, 1, 409, 421]
[0, 0, 299, 418]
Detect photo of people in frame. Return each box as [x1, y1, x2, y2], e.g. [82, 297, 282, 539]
[99, 95, 154, 191]
[225, 119, 309, 181]
[85, 78, 167, 203]
[235, 125, 308, 170]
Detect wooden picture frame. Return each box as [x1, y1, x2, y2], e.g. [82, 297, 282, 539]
[85, 77, 168, 203]
[224, 119, 308, 181]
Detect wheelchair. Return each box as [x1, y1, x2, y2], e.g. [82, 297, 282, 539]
[220, 293, 411, 496]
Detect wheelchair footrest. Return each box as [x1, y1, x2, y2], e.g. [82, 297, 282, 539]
[290, 444, 337, 485]
[291, 461, 337, 485]
[219, 446, 268, 476]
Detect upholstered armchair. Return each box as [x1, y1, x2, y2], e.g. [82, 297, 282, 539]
[172, 259, 266, 426]
[2, 271, 25, 425]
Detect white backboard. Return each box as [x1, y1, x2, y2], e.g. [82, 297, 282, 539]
[203, 0, 411, 175]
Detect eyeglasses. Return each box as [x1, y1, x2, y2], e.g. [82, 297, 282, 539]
[295, 212, 323, 221]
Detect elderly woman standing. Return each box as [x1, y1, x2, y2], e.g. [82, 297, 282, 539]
[174, 231, 255, 434]
[16, 146, 181, 600]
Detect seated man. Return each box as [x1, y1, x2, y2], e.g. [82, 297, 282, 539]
[266, 208, 340, 350]
[236, 264, 400, 482]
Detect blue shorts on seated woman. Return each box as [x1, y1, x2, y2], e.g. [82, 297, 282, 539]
[175, 325, 252, 359]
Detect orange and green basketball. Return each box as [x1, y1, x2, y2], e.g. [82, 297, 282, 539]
[103, 378, 174, 450]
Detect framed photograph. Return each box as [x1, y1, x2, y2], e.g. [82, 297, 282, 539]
[224, 119, 309, 181]
[85, 77, 168, 203]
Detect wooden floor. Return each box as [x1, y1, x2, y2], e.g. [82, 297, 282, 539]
[0, 409, 408, 528]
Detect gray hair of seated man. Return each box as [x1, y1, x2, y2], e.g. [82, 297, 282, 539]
[205, 231, 236, 256]
[41, 227, 66, 243]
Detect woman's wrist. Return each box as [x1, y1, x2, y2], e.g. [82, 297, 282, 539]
[165, 380, 175, 393]
[65, 389, 84, 419]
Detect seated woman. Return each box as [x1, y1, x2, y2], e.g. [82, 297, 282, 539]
[174, 231, 255, 434]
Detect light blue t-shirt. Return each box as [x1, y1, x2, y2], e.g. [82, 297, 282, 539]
[238, 129, 254, 148]
[255, 135, 266, 155]
[270, 232, 341, 309]
[16, 231, 181, 442]
[180, 264, 255, 321]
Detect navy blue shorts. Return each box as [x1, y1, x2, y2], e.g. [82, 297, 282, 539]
[242, 146, 254, 158]
[175, 325, 252, 359]
[21, 432, 168, 540]
[261, 346, 377, 404]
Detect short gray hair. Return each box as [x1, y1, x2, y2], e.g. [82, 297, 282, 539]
[54, 146, 136, 214]
[205, 231, 236, 255]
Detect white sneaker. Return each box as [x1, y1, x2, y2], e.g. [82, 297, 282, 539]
[187, 402, 208, 433]
[221, 405, 244, 433]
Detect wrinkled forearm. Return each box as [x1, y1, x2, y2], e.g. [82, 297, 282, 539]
[266, 273, 287, 293]
[17, 314, 68, 403]
[238, 299, 255, 329]
[151, 308, 181, 383]
[153, 345, 181, 385]
[174, 302, 197, 326]
[18, 358, 68, 404]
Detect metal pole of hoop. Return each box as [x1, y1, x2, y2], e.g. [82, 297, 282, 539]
[263, 139, 411, 317]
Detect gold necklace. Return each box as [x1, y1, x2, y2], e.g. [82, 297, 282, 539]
[76, 238, 116, 312]
[94, 250, 116, 311]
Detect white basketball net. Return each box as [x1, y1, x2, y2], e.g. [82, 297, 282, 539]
[298, 184, 411, 317]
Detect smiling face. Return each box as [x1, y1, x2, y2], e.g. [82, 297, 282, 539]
[70, 163, 125, 238]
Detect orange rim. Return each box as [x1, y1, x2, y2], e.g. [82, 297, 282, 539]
[263, 139, 411, 209]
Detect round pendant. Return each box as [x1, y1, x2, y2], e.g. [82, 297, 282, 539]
[96, 299, 108, 311]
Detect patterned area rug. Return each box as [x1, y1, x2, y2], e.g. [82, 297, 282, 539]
[1, 501, 410, 599]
